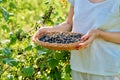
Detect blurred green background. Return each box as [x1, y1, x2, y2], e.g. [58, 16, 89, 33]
[0, 0, 72, 80]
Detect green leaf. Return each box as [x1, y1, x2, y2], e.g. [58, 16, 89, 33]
[15, 29, 23, 40]
[48, 58, 58, 69]
[44, 1, 49, 5]
[7, 75, 13, 80]
[2, 25, 10, 32]
[1, 0, 7, 3]
[3, 47, 11, 56]
[55, 52, 63, 60]
[65, 64, 71, 74]
[1, 7, 9, 21]
[40, 63, 47, 71]
[0, 49, 3, 54]
[25, 45, 33, 51]
[9, 2, 17, 9]
[50, 67, 61, 80]
[10, 33, 17, 44]
[0, 0, 2, 3]
[22, 66, 34, 77]
[54, 71, 61, 80]
[0, 49, 4, 60]
[38, 50, 46, 55]
[3, 58, 18, 67]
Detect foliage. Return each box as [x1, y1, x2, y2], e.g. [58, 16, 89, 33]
[0, 0, 72, 80]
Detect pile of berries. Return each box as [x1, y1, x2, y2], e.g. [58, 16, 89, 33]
[39, 33, 82, 44]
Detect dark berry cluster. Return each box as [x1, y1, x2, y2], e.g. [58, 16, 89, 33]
[39, 33, 81, 44]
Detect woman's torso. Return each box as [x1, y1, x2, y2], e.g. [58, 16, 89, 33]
[68, 0, 120, 76]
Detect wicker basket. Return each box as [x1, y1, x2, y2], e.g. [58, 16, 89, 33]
[34, 32, 83, 50]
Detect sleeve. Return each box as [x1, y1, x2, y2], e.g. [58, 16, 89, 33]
[68, 0, 74, 6]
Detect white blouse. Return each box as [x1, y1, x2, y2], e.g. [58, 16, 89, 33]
[68, 0, 120, 76]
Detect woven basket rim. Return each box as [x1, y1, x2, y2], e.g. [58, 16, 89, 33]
[34, 31, 83, 50]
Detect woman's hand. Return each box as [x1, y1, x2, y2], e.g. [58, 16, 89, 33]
[76, 29, 120, 50]
[76, 29, 101, 50]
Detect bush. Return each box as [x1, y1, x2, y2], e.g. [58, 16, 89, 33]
[0, 0, 72, 80]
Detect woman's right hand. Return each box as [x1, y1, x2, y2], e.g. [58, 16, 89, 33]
[32, 27, 52, 41]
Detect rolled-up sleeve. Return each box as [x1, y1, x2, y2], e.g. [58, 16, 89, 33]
[68, 0, 74, 6]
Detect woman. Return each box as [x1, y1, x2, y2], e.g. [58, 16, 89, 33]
[33, 0, 120, 80]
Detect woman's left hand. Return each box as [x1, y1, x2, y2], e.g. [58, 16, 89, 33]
[76, 29, 101, 50]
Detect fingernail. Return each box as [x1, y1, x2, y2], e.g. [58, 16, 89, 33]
[76, 48, 79, 50]
[82, 37, 85, 39]
[76, 46, 79, 50]
[76, 45, 81, 50]
[82, 37, 86, 41]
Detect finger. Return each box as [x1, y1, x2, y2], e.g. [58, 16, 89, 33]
[76, 35, 88, 49]
[76, 41, 87, 50]
[79, 36, 94, 47]
[81, 34, 89, 41]
[78, 42, 89, 48]
[76, 40, 88, 50]
[76, 44, 82, 50]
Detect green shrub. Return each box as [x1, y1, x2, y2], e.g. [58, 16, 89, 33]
[0, 0, 71, 80]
